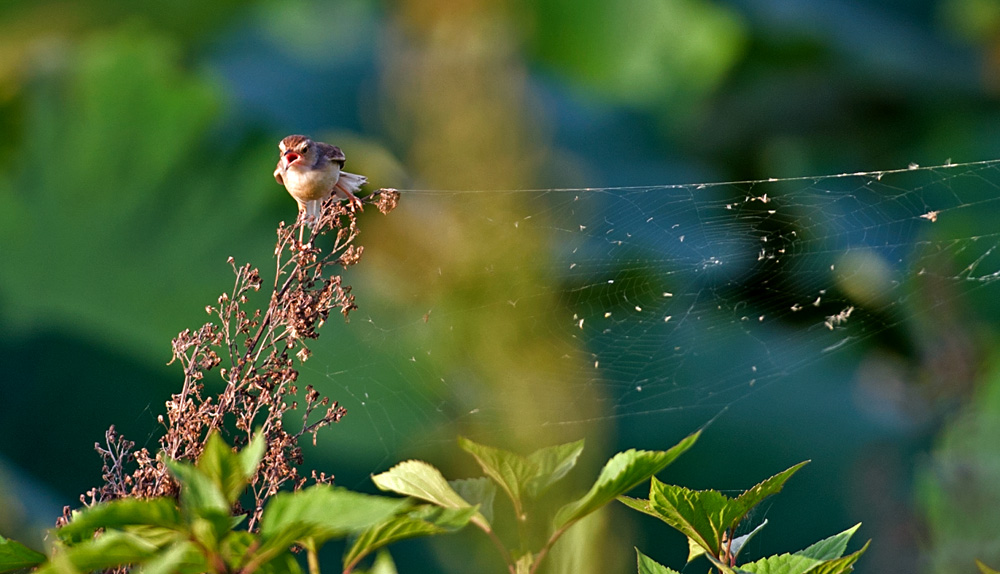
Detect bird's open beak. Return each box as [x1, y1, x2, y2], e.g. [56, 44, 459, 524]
[283, 150, 301, 167]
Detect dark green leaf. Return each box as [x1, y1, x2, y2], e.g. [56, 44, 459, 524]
[525, 439, 585, 497]
[449, 477, 496, 524]
[0, 536, 45, 573]
[636, 548, 682, 574]
[730, 519, 768, 561]
[554, 431, 699, 531]
[55, 498, 184, 544]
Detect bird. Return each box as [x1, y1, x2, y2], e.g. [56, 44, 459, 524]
[273, 135, 367, 227]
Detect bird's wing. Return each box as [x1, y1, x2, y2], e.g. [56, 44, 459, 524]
[317, 142, 347, 166]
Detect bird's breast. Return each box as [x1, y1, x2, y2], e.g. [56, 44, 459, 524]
[281, 164, 341, 201]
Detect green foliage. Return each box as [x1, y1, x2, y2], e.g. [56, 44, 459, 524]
[372, 431, 701, 574]
[2, 432, 406, 574]
[0, 536, 45, 573]
[621, 464, 869, 574]
[0, 431, 871, 574]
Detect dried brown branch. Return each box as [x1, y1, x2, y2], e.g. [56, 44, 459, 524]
[60, 189, 400, 530]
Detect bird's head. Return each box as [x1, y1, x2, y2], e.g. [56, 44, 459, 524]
[278, 135, 316, 170]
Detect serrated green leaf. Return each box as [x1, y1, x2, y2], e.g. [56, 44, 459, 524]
[553, 431, 699, 531]
[738, 534, 869, 574]
[372, 460, 491, 531]
[525, 439, 585, 497]
[0, 536, 46, 572]
[734, 462, 809, 521]
[260, 485, 409, 545]
[637, 548, 682, 574]
[645, 479, 733, 557]
[344, 505, 477, 571]
[458, 437, 534, 512]
[197, 432, 249, 506]
[978, 560, 1000, 574]
[372, 460, 470, 509]
[37, 530, 160, 574]
[55, 498, 184, 544]
[797, 524, 860, 561]
[450, 477, 496, 524]
[618, 496, 654, 517]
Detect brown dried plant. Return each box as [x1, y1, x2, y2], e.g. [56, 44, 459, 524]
[61, 189, 400, 530]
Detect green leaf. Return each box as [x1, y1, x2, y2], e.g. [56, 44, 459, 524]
[525, 439, 585, 497]
[135, 540, 204, 574]
[221, 531, 301, 574]
[458, 437, 534, 512]
[37, 530, 160, 574]
[686, 536, 707, 563]
[797, 523, 861, 561]
[449, 477, 497, 524]
[644, 479, 733, 557]
[238, 431, 266, 483]
[196, 432, 256, 505]
[260, 485, 409, 547]
[636, 548, 682, 574]
[734, 462, 809, 521]
[353, 550, 397, 574]
[373, 460, 470, 509]
[344, 505, 477, 571]
[738, 527, 868, 574]
[799, 540, 870, 574]
[639, 461, 809, 559]
[372, 460, 490, 531]
[978, 560, 1000, 574]
[554, 430, 699, 531]
[166, 458, 230, 517]
[0, 536, 46, 572]
[730, 519, 768, 561]
[55, 498, 184, 544]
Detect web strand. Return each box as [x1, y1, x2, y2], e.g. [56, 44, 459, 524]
[318, 157, 1000, 465]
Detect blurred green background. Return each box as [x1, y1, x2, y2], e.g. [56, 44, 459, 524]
[3, 0, 1000, 572]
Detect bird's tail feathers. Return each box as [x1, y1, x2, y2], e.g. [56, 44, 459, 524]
[335, 171, 367, 198]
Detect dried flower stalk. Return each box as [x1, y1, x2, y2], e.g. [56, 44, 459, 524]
[60, 189, 400, 530]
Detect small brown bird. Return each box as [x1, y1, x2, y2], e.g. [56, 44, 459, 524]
[273, 135, 367, 226]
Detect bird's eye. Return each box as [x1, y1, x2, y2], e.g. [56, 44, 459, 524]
[301, 145, 309, 154]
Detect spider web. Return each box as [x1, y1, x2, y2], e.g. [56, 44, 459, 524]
[305, 158, 1000, 470]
